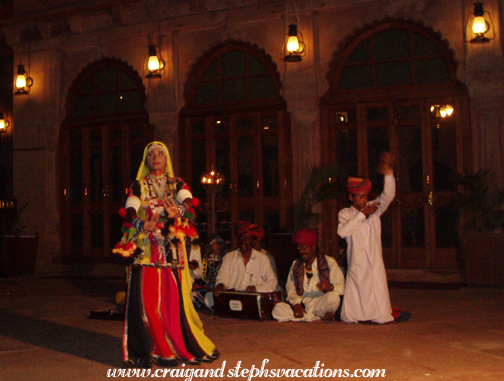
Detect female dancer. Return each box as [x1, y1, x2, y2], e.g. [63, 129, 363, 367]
[117, 141, 218, 368]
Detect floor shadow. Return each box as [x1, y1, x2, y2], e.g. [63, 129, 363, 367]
[388, 281, 464, 289]
[62, 276, 126, 305]
[0, 308, 122, 367]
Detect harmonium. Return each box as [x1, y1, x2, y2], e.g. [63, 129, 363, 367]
[214, 291, 282, 320]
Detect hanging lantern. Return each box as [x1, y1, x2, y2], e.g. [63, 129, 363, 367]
[14, 64, 33, 95]
[144, 44, 165, 78]
[0, 113, 9, 132]
[465, 1, 494, 43]
[283, 24, 306, 62]
[430, 104, 455, 118]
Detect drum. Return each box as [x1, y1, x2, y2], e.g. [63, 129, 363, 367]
[214, 291, 282, 320]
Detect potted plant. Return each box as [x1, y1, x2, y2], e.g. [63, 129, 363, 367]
[294, 163, 349, 230]
[267, 163, 349, 286]
[269, 163, 348, 278]
[1, 202, 39, 277]
[453, 169, 504, 287]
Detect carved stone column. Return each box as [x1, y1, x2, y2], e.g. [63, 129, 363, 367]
[465, 46, 504, 183]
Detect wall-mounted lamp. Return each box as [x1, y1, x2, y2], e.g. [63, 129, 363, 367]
[336, 111, 348, 123]
[14, 64, 33, 95]
[144, 44, 165, 78]
[430, 104, 454, 118]
[466, 1, 495, 43]
[283, 24, 306, 62]
[0, 113, 10, 132]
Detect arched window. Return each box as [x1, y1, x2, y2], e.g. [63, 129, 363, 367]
[321, 19, 470, 273]
[325, 20, 459, 100]
[193, 49, 277, 104]
[181, 41, 292, 242]
[339, 28, 451, 90]
[60, 58, 153, 259]
[184, 41, 284, 110]
[0, 39, 13, 199]
[66, 58, 146, 120]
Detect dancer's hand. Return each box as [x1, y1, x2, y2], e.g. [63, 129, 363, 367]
[143, 213, 160, 232]
[361, 202, 380, 217]
[162, 196, 180, 218]
[378, 152, 395, 175]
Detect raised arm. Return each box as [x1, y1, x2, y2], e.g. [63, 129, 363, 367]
[337, 208, 366, 238]
[374, 152, 396, 217]
[374, 174, 396, 217]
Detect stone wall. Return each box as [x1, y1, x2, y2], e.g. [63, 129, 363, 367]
[1, 0, 502, 270]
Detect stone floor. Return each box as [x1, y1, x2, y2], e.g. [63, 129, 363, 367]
[0, 276, 503, 381]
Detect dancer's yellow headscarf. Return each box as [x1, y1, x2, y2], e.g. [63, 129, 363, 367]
[136, 141, 175, 180]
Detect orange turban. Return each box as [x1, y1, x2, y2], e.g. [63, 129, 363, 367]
[347, 177, 372, 194]
[235, 220, 265, 242]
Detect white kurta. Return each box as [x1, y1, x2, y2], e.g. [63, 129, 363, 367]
[206, 248, 278, 309]
[215, 248, 278, 292]
[338, 174, 396, 324]
[272, 255, 345, 322]
[260, 248, 278, 279]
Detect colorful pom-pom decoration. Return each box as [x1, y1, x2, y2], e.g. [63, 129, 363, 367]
[112, 240, 137, 258]
[118, 207, 127, 218]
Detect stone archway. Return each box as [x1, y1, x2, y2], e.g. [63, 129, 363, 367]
[59, 58, 153, 258]
[179, 39, 293, 247]
[321, 19, 471, 271]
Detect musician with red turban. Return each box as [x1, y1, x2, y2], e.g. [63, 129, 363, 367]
[338, 152, 397, 324]
[206, 221, 278, 308]
[272, 228, 345, 322]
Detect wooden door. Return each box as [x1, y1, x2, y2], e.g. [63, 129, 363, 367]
[325, 98, 463, 269]
[60, 124, 152, 258]
[181, 110, 292, 243]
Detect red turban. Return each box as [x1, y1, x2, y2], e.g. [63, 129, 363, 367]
[235, 220, 265, 241]
[292, 228, 318, 246]
[347, 177, 372, 194]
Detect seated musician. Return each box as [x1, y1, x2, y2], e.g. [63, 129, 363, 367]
[203, 235, 226, 288]
[192, 235, 226, 308]
[272, 228, 345, 322]
[207, 221, 278, 308]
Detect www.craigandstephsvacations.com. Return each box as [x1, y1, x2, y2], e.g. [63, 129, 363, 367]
[106, 360, 387, 379]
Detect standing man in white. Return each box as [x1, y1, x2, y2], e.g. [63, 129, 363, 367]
[338, 152, 396, 324]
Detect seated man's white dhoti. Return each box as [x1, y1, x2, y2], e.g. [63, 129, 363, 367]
[272, 291, 341, 322]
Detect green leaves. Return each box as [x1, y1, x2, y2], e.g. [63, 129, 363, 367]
[294, 163, 350, 230]
[453, 169, 504, 233]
